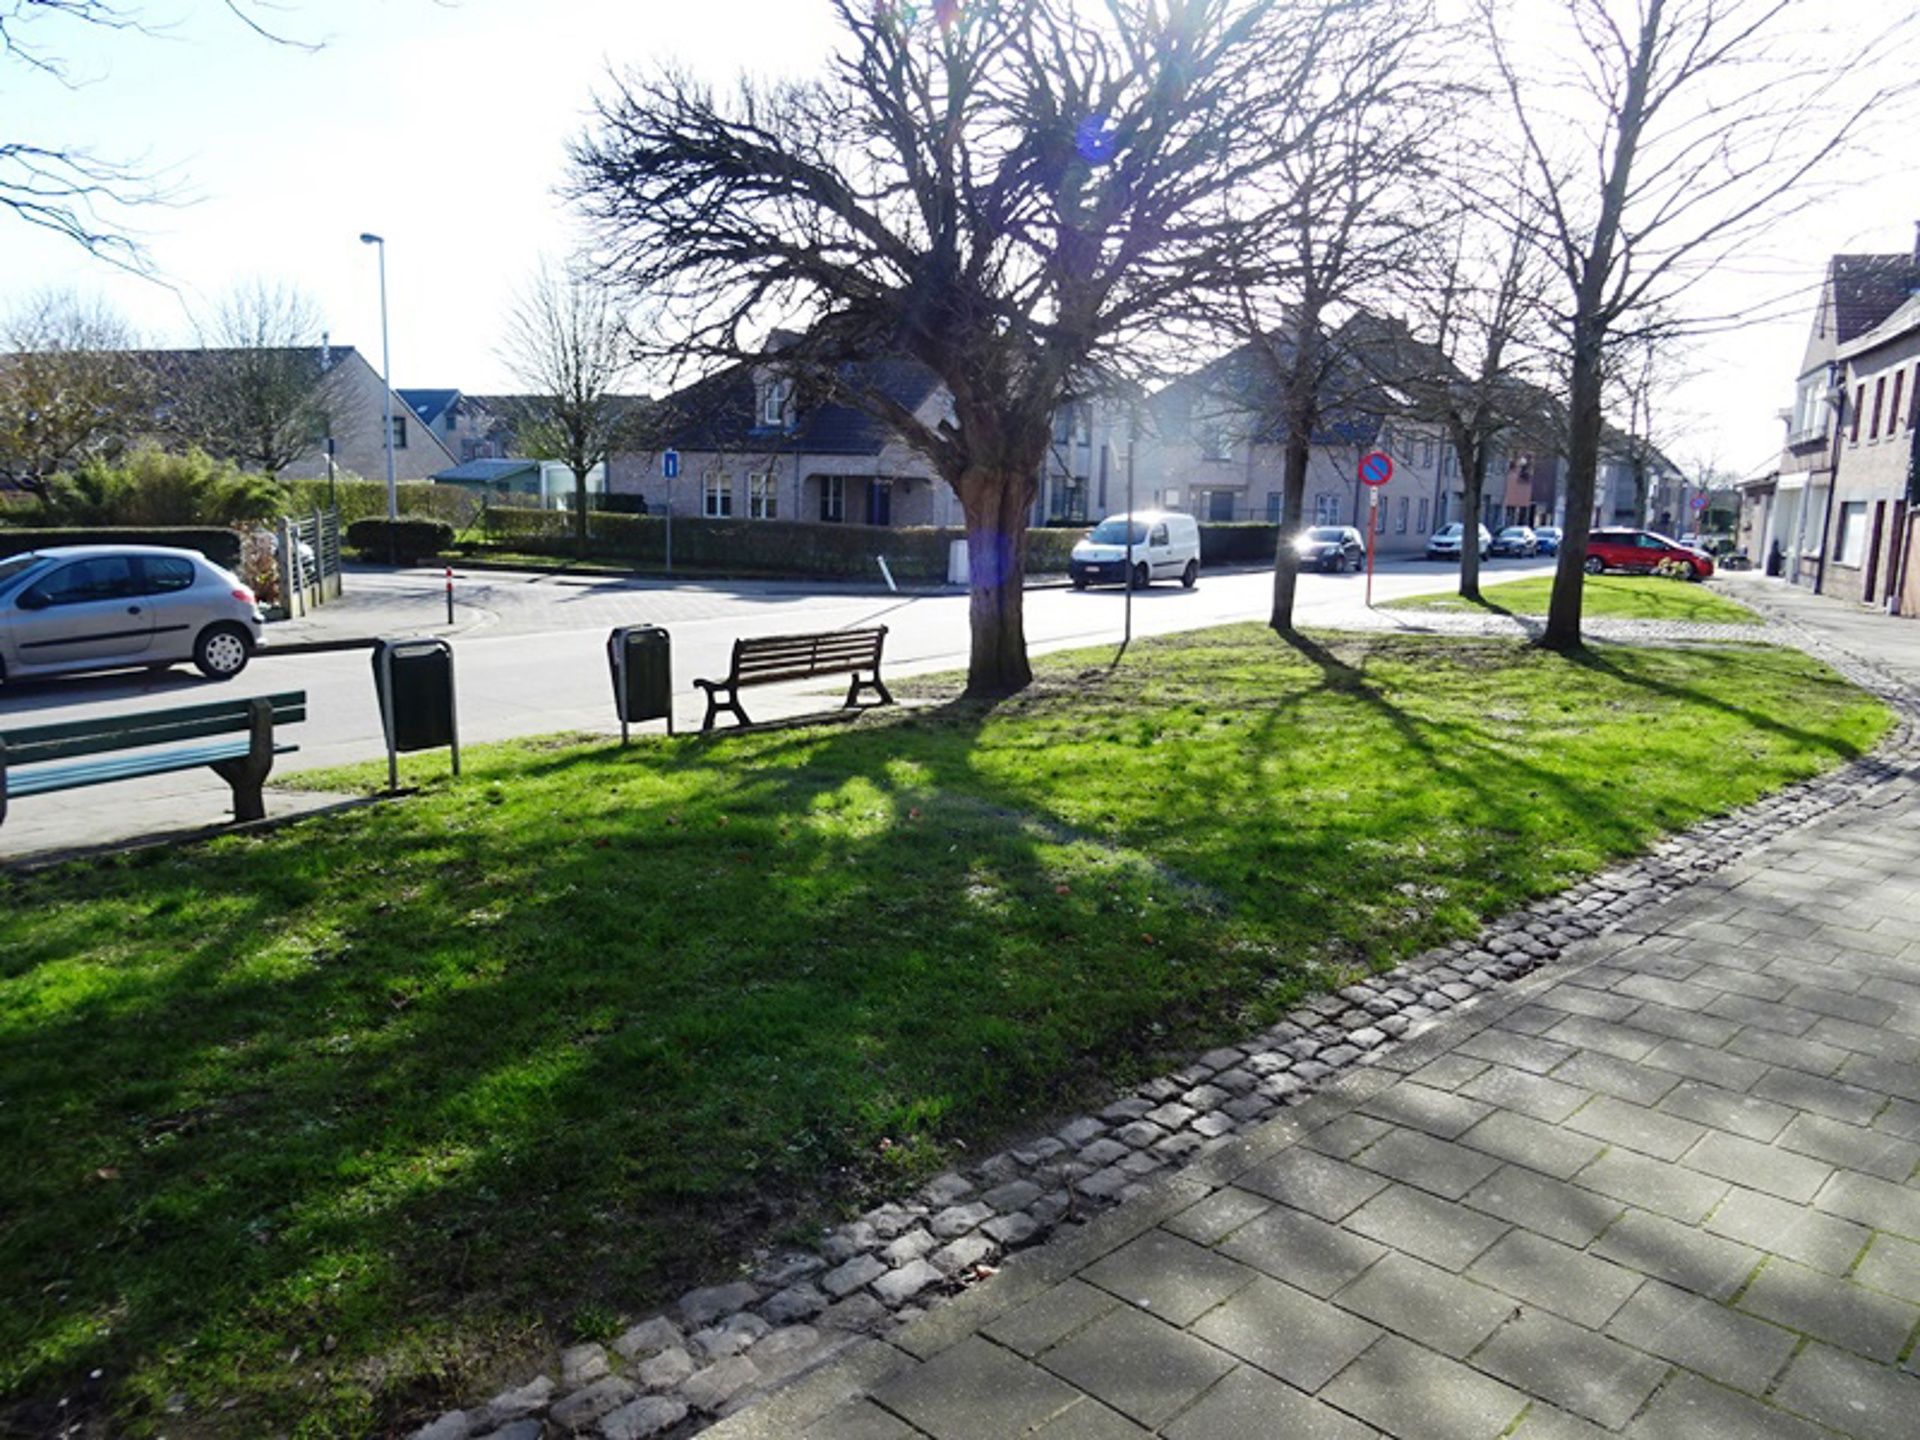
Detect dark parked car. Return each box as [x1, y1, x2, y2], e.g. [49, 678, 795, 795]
[1584, 528, 1714, 580]
[1533, 525, 1563, 555]
[1489, 525, 1538, 558]
[1294, 525, 1366, 573]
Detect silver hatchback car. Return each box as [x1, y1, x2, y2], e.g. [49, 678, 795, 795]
[0, 544, 265, 684]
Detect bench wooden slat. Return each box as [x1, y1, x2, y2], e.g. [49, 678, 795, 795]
[1, 693, 306, 764]
[7, 742, 298, 797]
[695, 628, 891, 731]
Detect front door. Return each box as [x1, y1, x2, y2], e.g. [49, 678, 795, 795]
[867, 479, 892, 527]
[9, 554, 155, 672]
[1207, 490, 1235, 522]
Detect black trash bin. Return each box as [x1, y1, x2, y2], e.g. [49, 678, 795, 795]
[608, 626, 674, 742]
[371, 637, 460, 786]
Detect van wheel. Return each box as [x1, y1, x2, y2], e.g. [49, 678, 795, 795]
[1132, 563, 1151, 589]
[1583, 556, 1605, 575]
[1071, 577, 1088, 590]
[1180, 560, 1198, 588]
[194, 624, 252, 679]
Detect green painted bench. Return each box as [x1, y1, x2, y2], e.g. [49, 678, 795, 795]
[0, 691, 305, 828]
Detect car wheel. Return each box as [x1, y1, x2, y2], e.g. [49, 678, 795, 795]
[1180, 560, 1198, 588]
[1071, 577, 1089, 590]
[1583, 556, 1605, 575]
[1132, 562, 1151, 589]
[194, 624, 252, 680]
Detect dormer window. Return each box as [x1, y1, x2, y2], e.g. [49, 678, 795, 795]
[760, 380, 790, 428]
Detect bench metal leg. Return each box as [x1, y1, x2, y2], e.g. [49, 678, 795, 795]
[845, 672, 894, 709]
[210, 697, 275, 823]
[699, 685, 751, 732]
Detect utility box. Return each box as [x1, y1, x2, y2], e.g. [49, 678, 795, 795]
[608, 625, 674, 742]
[948, 538, 970, 586]
[371, 637, 460, 787]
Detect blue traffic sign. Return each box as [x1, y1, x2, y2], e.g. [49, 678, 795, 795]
[662, 449, 680, 480]
[1690, 494, 1709, 510]
[1359, 450, 1394, 487]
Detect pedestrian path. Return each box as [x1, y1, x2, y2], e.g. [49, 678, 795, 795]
[714, 760, 1920, 1440]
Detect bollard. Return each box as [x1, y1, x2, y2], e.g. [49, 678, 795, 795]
[445, 565, 454, 626]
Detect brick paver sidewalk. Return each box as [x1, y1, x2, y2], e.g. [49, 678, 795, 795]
[714, 766, 1920, 1438]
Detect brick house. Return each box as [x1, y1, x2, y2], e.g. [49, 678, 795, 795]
[1751, 244, 1920, 588]
[1823, 293, 1919, 610]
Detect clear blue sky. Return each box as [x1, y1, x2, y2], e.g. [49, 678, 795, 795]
[3, 0, 1914, 481]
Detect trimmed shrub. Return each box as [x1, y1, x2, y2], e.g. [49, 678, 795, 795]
[347, 516, 456, 564]
[1199, 523, 1279, 564]
[471, 506, 1088, 581]
[282, 478, 479, 529]
[0, 527, 243, 569]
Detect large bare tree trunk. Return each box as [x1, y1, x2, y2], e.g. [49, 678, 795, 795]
[1545, 333, 1605, 649]
[962, 471, 1035, 697]
[1269, 431, 1311, 632]
[1459, 437, 1487, 601]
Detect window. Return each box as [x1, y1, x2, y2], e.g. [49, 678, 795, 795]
[1871, 376, 1887, 439]
[1051, 477, 1089, 525]
[760, 380, 789, 428]
[1396, 496, 1408, 533]
[390, 415, 408, 450]
[1792, 374, 1831, 443]
[749, 472, 778, 519]
[1419, 437, 1434, 468]
[444, 411, 458, 434]
[1441, 448, 1455, 479]
[139, 556, 197, 593]
[1892, 369, 1907, 436]
[1313, 492, 1340, 525]
[703, 471, 732, 518]
[1200, 425, 1232, 462]
[27, 555, 140, 606]
[1266, 492, 1282, 523]
[1375, 500, 1387, 534]
[1418, 498, 1429, 533]
[819, 475, 845, 523]
[1835, 501, 1869, 567]
[1850, 383, 1865, 443]
[1149, 523, 1170, 546]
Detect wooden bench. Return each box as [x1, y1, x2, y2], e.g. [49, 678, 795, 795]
[0, 692, 305, 829]
[693, 628, 892, 731]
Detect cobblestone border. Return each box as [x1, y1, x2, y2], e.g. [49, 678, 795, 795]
[413, 621, 1918, 1440]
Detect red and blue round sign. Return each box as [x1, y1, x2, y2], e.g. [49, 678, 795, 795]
[1359, 450, 1394, 487]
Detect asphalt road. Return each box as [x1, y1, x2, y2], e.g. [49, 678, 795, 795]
[0, 555, 1555, 855]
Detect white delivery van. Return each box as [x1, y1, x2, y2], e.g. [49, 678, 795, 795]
[1069, 510, 1202, 590]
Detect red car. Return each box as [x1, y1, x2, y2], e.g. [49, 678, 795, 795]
[1583, 528, 1715, 581]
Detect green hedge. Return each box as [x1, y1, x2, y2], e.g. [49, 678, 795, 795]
[346, 517, 456, 564]
[1199, 523, 1280, 563]
[281, 478, 479, 529]
[0, 527, 243, 569]
[472, 507, 1087, 581]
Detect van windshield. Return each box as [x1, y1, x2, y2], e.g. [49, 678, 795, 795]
[1088, 518, 1148, 545]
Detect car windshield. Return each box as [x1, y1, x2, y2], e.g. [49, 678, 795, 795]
[0, 553, 45, 594]
[1436, 524, 1462, 537]
[1088, 518, 1147, 545]
[1500, 528, 1529, 538]
[1305, 528, 1346, 542]
[1537, 527, 1561, 536]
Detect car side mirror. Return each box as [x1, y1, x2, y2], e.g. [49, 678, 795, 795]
[16, 589, 49, 611]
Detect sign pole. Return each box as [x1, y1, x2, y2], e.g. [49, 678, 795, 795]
[1357, 448, 1395, 609]
[1367, 490, 1379, 608]
[663, 449, 680, 577]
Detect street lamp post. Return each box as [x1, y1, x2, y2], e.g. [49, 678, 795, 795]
[359, 232, 398, 564]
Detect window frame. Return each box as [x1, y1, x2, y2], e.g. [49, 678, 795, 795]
[703, 471, 733, 519]
[748, 472, 778, 520]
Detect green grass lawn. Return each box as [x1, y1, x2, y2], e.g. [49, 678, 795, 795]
[1387, 573, 1760, 624]
[0, 628, 1884, 1437]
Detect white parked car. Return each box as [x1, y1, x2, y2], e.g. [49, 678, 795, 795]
[1070, 510, 1202, 589]
[0, 545, 265, 684]
[1425, 522, 1493, 561]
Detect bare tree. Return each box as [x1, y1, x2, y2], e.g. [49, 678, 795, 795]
[500, 261, 640, 552]
[1482, 0, 1920, 649]
[0, 289, 147, 494]
[1600, 334, 1686, 530]
[169, 279, 329, 473]
[1403, 207, 1554, 601]
[3, 3, 317, 267]
[570, 0, 1390, 695]
[1236, 0, 1452, 633]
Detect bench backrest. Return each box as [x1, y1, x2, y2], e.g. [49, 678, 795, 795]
[732, 628, 886, 686]
[0, 692, 307, 766]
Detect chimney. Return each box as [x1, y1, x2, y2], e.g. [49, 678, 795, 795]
[321, 331, 332, 369]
